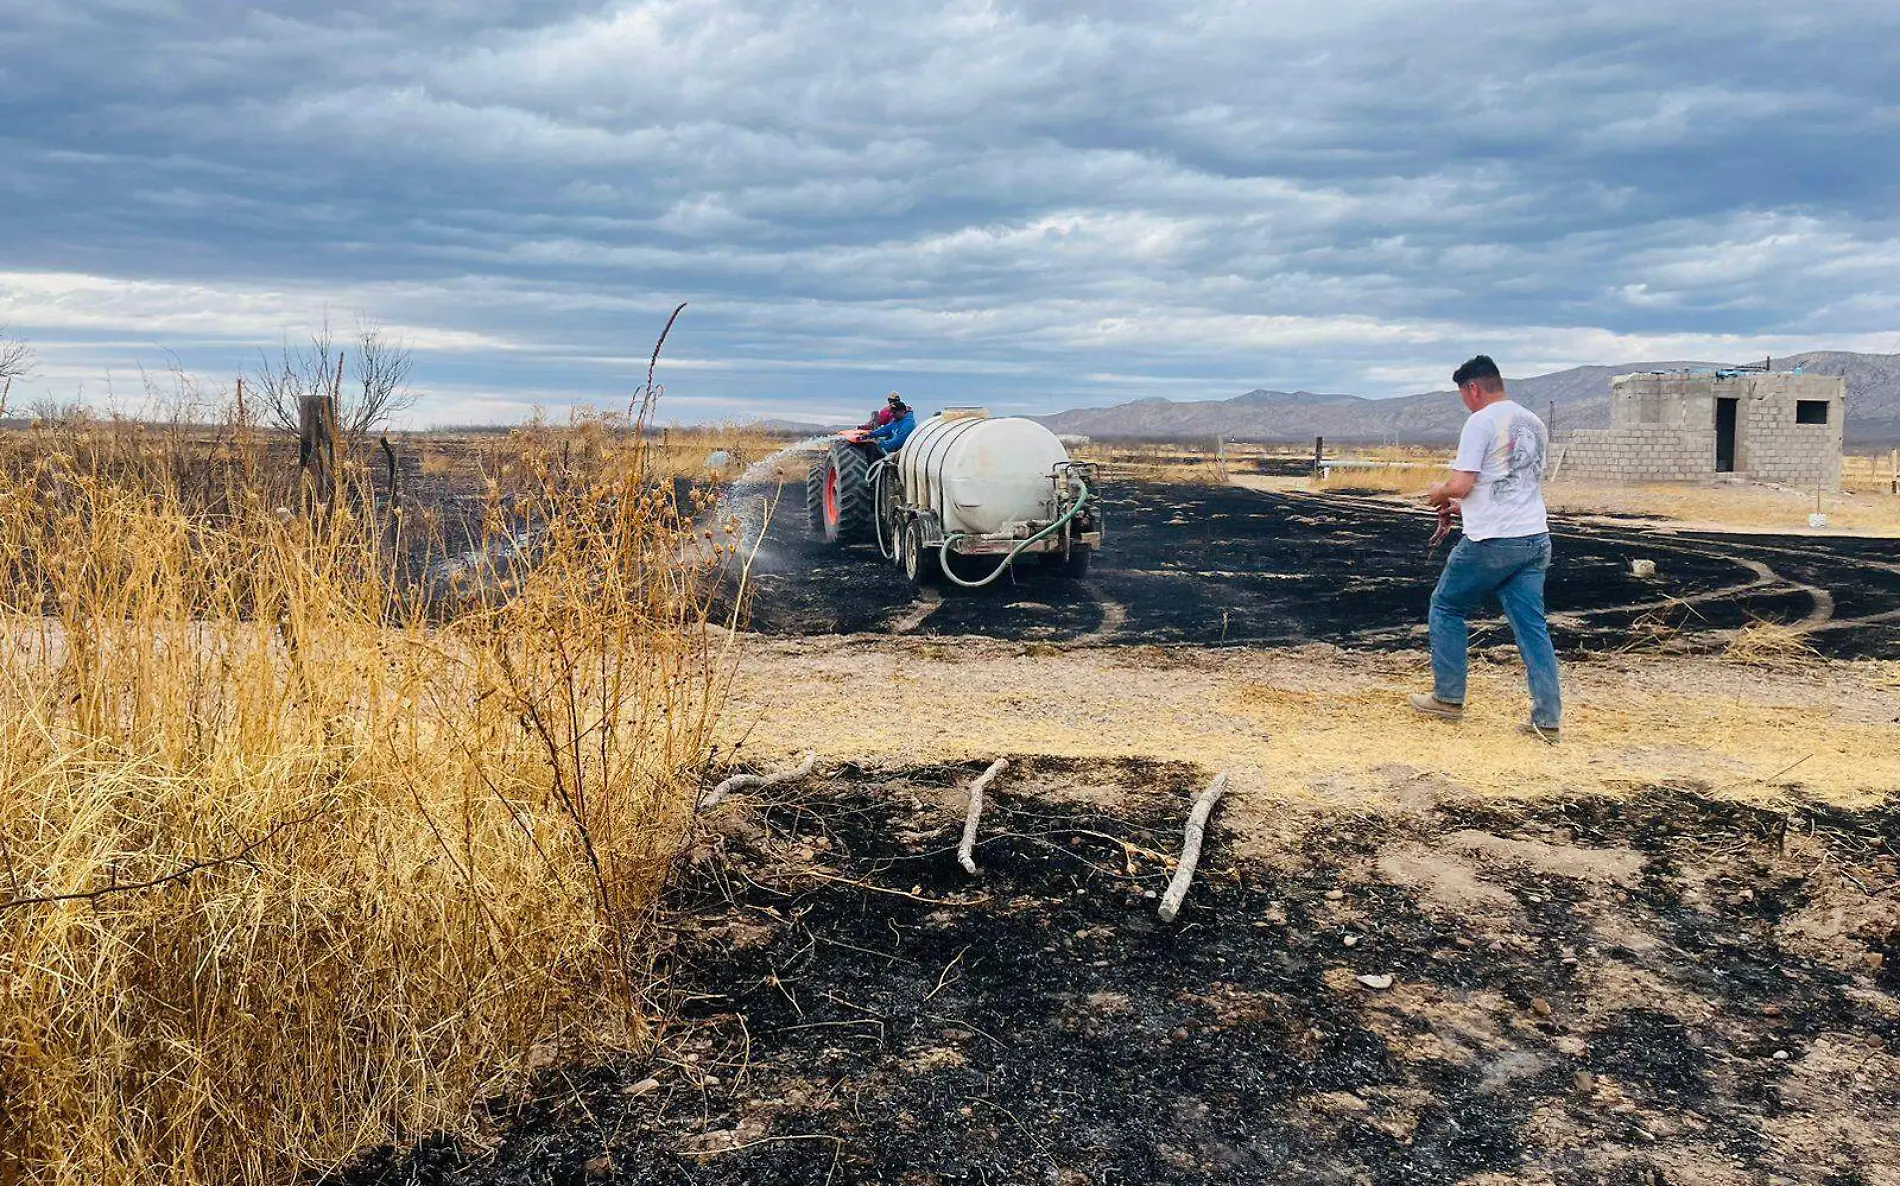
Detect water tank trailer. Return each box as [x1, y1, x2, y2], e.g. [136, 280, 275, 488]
[805, 409, 1103, 586]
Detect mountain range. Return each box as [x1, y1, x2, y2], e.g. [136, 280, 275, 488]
[1032, 351, 1900, 446]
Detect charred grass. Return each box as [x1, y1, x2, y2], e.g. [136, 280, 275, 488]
[343, 759, 1900, 1186]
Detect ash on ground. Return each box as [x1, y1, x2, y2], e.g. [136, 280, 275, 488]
[337, 757, 1900, 1186]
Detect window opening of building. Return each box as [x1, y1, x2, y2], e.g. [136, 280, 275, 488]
[1796, 400, 1830, 425]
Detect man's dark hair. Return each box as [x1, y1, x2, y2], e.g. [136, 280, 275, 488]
[1452, 355, 1504, 392]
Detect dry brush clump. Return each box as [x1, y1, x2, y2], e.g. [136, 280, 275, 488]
[0, 421, 740, 1184]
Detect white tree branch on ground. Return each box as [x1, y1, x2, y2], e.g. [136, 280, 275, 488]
[701, 751, 818, 812]
[1157, 772, 1230, 923]
[957, 758, 1009, 874]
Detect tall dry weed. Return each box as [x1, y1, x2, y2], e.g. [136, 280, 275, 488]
[0, 417, 738, 1184]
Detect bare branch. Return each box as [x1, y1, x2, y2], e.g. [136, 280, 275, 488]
[0, 328, 34, 413]
[0, 808, 326, 913]
[958, 758, 1009, 874]
[345, 315, 417, 438]
[1157, 772, 1229, 923]
[246, 313, 415, 442]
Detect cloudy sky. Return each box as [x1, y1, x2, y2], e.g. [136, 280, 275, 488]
[4, 0, 1899, 425]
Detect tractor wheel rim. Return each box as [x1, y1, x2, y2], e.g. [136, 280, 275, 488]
[824, 466, 839, 526]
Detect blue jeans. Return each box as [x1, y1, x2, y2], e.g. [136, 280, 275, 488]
[1429, 533, 1562, 729]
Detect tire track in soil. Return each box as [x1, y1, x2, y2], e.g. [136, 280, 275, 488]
[887, 588, 944, 635]
[1075, 581, 1129, 646]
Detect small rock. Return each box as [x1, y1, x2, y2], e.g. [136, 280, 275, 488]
[1573, 1070, 1595, 1093]
[1531, 997, 1553, 1019]
[1343, 935, 1360, 948]
[1172, 1028, 1190, 1042]
[1738, 888, 1755, 902]
[1866, 952, 1886, 971]
[622, 1076, 661, 1097]
[1526, 894, 1544, 905]
[1761, 1004, 1782, 1018]
[1356, 974, 1394, 990]
[584, 1153, 614, 1181]
[1773, 1050, 1790, 1061]
[1143, 889, 1158, 900]
[1325, 889, 1345, 902]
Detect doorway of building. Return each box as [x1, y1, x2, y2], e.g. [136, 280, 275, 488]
[1715, 398, 1738, 472]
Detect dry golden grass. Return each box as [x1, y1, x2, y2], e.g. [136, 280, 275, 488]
[1308, 464, 1440, 497]
[1073, 440, 1231, 484]
[0, 418, 737, 1184]
[1545, 477, 1900, 536]
[1724, 620, 1820, 665]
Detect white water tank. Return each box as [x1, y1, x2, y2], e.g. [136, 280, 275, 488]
[896, 410, 1072, 536]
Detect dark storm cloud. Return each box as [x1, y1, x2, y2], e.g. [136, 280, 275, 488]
[2, 0, 1898, 421]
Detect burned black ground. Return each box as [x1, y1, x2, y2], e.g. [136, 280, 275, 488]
[337, 760, 1900, 1186]
[730, 479, 1900, 659]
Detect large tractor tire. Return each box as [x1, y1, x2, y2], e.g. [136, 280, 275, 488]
[805, 462, 826, 534]
[821, 442, 874, 544]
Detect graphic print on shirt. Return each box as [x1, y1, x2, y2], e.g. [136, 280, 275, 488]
[1489, 412, 1548, 502]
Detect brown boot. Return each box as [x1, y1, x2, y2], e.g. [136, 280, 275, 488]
[1409, 693, 1465, 721]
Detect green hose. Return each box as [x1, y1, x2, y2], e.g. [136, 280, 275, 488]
[938, 473, 1092, 589]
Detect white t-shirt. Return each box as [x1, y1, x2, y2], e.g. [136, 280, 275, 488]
[1452, 399, 1549, 540]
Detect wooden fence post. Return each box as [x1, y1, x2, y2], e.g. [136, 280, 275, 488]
[1312, 436, 1324, 476]
[299, 393, 338, 514]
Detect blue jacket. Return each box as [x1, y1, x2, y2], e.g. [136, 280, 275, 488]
[869, 408, 916, 452]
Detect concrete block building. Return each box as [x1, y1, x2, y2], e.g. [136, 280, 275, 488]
[1559, 369, 1845, 490]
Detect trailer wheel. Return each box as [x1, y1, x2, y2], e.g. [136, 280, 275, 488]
[1048, 546, 1092, 578]
[821, 443, 874, 543]
[903, 520, 940, 585]
[805, 463, 826, 534]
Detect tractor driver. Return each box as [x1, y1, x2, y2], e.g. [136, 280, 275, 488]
[869, 393, 916, 453]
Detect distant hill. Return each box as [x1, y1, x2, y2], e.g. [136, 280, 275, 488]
[1036, 351, 1900, 446]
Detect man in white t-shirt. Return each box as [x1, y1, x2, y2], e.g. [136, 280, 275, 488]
[1409, 355, 1562, 742]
